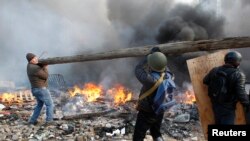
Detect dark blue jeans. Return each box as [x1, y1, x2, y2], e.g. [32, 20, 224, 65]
[29, 87, 54, 123]
[212, 103, 235, 125]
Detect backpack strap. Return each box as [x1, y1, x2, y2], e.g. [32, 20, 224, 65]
[138, 72, 165, 101]
[216, 67, 236, 78]
[225, 69, 237, 89]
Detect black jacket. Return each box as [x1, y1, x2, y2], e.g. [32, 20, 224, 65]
[135, 58, 174, 113]
[203, 64, 249, 109]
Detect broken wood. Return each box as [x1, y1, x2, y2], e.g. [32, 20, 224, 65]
[0, 90, 34, 104]
[39, 37, 250, 65]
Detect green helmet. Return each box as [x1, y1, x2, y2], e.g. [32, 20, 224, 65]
[147, 52, 167, 72]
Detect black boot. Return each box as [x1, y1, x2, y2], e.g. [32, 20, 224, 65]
[153, 137, 164, 141]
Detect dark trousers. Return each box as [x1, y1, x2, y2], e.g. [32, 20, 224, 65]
[212, 103, 235, 125]
[246, 111, 250, 124]
[133, 110, 164, 141]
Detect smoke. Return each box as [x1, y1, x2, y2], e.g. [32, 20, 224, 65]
[220, 0, 250, 81]
[156, 4, 224, 43]
[0, 0, 249, 90]
[0, 0, 126, 87]
[241, 0, 250, 7]
[107, 0, 173, 45]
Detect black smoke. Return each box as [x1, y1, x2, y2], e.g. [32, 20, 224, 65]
[155, 4, 224, 84]
[156, 4, 224, 43]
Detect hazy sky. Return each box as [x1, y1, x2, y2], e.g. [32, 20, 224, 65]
[0, 0, 249, 88]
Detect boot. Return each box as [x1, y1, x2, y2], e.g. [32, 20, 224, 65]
[153, 136, 164, 141]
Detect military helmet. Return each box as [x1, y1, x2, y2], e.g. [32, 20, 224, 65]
[147, 52, 167, 72]
[224, 51, 242, 66]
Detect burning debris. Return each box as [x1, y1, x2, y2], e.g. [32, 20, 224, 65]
[106, 84, 133, 106]
[68, 83, 104, 102]
[0, 78, 204, 140]
[68, 83, 133, 107]
[0, 90, 34, 104]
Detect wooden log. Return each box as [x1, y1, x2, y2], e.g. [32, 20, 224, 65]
[39, 37, 250, 65]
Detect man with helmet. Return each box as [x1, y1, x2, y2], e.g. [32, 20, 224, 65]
[203, 51, 249, 124]
[133, 47, 175, 141]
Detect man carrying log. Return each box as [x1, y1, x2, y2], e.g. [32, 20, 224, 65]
[133, 47, 176, 141]
[203, 51, 250, 124]
[26, 53, 54, 126]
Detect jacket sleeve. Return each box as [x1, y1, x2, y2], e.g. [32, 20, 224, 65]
[235, 72, 249, 106]
[35, 67, 49, 80]
[135, 58, 157, 88]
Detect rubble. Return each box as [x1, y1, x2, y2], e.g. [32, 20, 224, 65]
[0, 101, 204, 141]
[0, 103, 5, 110]
[0, 81, 204, 140]
[173, 114, 190, 123]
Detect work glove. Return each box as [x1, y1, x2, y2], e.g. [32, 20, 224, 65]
[150, 47, 161, 54]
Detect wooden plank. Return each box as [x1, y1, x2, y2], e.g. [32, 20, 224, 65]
[186, 50, 246, 139]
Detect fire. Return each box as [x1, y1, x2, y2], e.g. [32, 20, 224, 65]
[0, 90, 33, 104]
[69, 83, 133, 106]
[175, 90, 196, 104]
[0, 93, 16, 103]
[183, 90, 196, 104]
[107, 84, 132, 106]
[69, 83, 103, 102]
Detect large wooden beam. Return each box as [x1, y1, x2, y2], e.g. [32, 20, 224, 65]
[39, 37, 250, 65]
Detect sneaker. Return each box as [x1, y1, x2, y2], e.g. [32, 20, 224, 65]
[42, 121, 57, 127]
[25, 121, 39, 126]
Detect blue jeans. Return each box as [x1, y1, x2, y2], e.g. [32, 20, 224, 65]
[29, 87, 54, 123]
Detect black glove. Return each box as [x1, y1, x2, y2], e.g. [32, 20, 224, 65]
[150, 47, 161, 54]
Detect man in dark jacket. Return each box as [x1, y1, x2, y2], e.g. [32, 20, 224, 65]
[203, 51, 249, 124]
[26, 53, 54, 125]
[133, 48, 175, 141]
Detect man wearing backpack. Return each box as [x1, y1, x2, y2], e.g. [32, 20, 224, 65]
[203, 51, 250, 125]
[133, 47, 176, 141]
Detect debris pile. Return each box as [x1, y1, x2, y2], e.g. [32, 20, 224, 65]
[0, 81, 204, 140]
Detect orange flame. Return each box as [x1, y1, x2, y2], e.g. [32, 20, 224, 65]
[69, 83, 103, 102]
[0, 90, 33, 104]
[183, 90, 196, 104]
[175, 90, 196, 104]
[0, 93, 16, 103]
[107, 85, 132, 106]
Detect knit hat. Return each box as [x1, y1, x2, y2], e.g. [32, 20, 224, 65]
[26, 53, 36, 62]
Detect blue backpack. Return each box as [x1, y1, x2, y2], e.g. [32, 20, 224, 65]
[151, 72, 176, 115]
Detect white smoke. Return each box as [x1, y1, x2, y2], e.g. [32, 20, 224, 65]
[0, 0, 127, 87]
